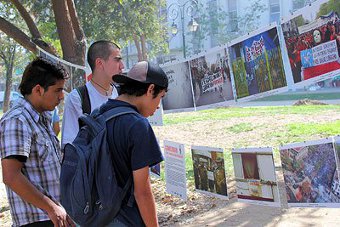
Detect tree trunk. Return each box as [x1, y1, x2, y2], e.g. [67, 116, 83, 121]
[52, 0, 86, 87]
[66, 0, 86, 67]
[133, 34, 143, 62]
[141, 34, 148, 60]
[3, 51, 15, 113]
[66, 0, 85, 42]
[51, 0, 77, 62]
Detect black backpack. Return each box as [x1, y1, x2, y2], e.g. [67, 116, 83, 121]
[60, 106, 137, 226]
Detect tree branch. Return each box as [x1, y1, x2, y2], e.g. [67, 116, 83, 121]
[51, 0, 76, 61]
[0, 16, 37, 53]
[10, 0, 41, 39]
[141, 34, 147, 60]
[66, 0, 85, 41]
[133, 34, 142, 62]
[1, 1, 57, 56]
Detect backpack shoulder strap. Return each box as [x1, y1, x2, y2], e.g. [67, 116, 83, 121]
[102, 106, 138, 122]
[78, 106, 137, 136]
[76, 85, 91, 114]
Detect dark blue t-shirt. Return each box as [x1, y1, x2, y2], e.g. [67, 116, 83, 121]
[101, 99, 163, 226]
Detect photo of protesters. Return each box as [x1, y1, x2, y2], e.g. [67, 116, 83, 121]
[281, 0, 340, 83]
[229, 26, 287, 99]
[280, 138, 340, 207]
[191, 146, 228, 198]
[189, 48, 234, 107]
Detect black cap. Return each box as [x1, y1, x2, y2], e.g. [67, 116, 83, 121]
[113, 61, 168, 88]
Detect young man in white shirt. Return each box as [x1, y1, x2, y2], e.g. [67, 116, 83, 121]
[61, 40, 124, 147]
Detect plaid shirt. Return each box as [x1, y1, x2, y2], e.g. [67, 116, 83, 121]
[0, 97, 61, 227]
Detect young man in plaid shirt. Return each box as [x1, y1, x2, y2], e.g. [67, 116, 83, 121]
[0, 58, 74, 227]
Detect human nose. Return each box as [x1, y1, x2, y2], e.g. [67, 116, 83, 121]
[59, 92, 64, 100]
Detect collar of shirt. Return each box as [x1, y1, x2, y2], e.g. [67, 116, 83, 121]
[17, 97, 52, 124]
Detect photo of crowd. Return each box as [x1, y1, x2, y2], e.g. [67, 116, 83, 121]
[232, 148, 280, 206]
[280, 139, 340, 207]
[281, 0, 340, 84]
[189, 48, 234, 107]
[229, 26, 287, 99]
[191, 146, 228, 198]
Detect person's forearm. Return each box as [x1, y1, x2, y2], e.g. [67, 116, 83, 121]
[4, 171, 57, 213]
[134, 185, 159, 227]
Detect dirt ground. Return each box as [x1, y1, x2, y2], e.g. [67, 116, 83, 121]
[1, 107, 340, 226]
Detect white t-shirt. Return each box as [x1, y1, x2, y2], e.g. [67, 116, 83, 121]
[61, 81, 118, 146]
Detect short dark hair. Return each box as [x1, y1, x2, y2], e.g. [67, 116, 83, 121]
[19, 58, 69, 96]
[118, 80, 167, 98]
[87, 40, 120, 71]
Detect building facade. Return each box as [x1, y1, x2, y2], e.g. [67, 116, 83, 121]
[122, 0, 318, 68]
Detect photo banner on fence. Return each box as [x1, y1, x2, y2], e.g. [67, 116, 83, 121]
[189, 47, 234, 107]
[164, 140, 187, 200]
[281, 0, 340, 86]
[279, 138, 340, 208]
[232, 147, 281, 207]
[228, 25, 287, 101]
[161, 61, 195, 111]
[191, 145, 228, 199]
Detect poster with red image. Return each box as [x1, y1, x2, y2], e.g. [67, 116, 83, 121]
[281, 0, 340, 85]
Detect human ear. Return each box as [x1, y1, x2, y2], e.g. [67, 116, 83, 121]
[32, 84, 44, 96]
[147, 84, 155, 96]
[95, 58, 103, 68]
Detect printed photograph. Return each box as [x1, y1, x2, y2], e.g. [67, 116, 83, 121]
[161, 62, 195, 111]
[189, 48, 234, 107]
[280, 139, 340, 207]
[232, 148, 280, 206]
[281, 0, 340, 84]
[191, 146, 227, 198]
[229, 26, 287, 99]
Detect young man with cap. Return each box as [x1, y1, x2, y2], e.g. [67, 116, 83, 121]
[61, 40, 124, 147]
[99, 61, 168, 226]
[0, 58, 74, 227]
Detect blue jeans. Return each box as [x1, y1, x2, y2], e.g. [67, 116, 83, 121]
[105, 218, 127, 227]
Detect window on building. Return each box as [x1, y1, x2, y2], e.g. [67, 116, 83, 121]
[228, 0, 238, 32]
[292, 0, 318, 12]
[292, 0, 305, 11]
[269, 0, 280, 23]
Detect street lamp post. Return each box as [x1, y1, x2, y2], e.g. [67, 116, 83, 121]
[167, 0, 199, 59]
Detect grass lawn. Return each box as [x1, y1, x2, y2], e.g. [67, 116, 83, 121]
[156, 104, 340, 184]
[1, 105, 340, 186]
